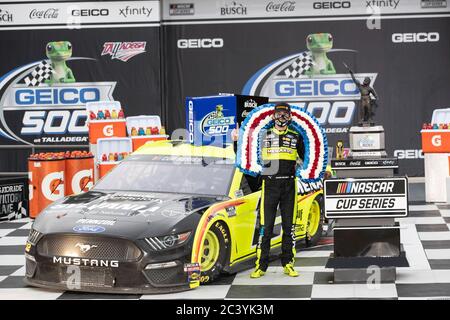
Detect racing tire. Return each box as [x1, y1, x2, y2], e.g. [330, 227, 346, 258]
[305, 194, 324, 247]
[199, 221, 230, 284]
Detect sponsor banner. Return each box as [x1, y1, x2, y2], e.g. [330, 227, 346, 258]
[163, 15, 450, 176]
[331, 158, 399, 169]
[0, 177, 28, 221]
[324, 177, 408, 218]
[0, 1, 160, 28]
[162, 0, 450, 21]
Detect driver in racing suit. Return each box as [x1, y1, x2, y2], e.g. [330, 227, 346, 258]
[251, 102, 304, 278]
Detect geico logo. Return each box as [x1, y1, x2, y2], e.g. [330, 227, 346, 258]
[275, 79, 358, 97]
[188, 101, 194, 143]
[394, 149, 424, 159]
[432, 135, 442, 147]
[177, 38, 224, 49]
[71, 9, 109, 16]
[313, 1, 351, 9]
[15, 88, 100, 105]
[206, 118, 231, 125]
[103, 124, 114, 136]
[392, 32, 439, 43]
[72, 169, 93, 193]
[42, 171, 64, 201]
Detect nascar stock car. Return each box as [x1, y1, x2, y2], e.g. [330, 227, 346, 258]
[24, 140, 326, 294]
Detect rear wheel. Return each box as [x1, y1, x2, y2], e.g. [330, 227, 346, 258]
[305, 195, 324, 247]
[199, 221, 230, 284]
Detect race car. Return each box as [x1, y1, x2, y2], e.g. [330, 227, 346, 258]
[24, 140, 325, 294]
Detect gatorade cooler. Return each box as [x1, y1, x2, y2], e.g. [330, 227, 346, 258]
[126, 115, 168, 151]
[64, 154, 95, 196]
[96, 137, 132, 179]
[28, 156, 65, 218]
[86, 101, 127, 144]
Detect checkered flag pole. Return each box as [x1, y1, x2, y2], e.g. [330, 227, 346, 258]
[24, 61, 53, 86]
[281, 52, 313, 78]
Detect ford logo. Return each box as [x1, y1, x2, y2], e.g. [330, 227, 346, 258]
[73, 225, 106, 233]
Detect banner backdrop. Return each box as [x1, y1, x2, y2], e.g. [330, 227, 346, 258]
[162, 1, 450, 176]
[0, 0, 162, 172]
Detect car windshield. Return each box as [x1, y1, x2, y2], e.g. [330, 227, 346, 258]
[94, 154, 235, 196]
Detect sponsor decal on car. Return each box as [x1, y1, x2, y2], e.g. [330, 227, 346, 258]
[73, 225, 106, 233]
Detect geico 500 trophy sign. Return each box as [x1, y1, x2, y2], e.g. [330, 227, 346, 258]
[324, 177, 408, 219]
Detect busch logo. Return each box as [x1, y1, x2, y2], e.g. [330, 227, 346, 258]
[220, 1, 247, 15]
[101, 42, 147, 62]
[244, 99, 258, 108]
[0, 9, 13, 22]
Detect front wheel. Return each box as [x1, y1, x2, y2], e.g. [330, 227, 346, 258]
[199, 221, 230, 284]
[305, 194, 324, 247]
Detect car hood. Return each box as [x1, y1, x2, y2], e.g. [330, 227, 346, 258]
[33, 190, 223, 239]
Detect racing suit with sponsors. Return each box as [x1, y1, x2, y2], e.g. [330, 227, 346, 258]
[256, 127, 305, 271]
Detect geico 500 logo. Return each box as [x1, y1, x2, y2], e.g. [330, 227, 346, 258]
[177, 38, 224, 49]
[242, 34, 377, 133]
[392, 32, 439, 43]
[201, 111, 235, 136]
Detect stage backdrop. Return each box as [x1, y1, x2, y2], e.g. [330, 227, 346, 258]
[161, 0, 450, 176]
[0, 0, 162, 172]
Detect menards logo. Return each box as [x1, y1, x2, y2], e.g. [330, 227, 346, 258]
[336, 181, 395, 194]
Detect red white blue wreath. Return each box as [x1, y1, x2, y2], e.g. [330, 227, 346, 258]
[236, 104, 328, 183]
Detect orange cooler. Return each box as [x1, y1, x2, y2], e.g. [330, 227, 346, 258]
[88, 120, 127, 144]
[64, 156, 95, 195]
[28, 158, 65, 218]
[131, 135, 168, 151]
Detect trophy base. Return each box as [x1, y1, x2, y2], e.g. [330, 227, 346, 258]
[349, 125, 386, 158]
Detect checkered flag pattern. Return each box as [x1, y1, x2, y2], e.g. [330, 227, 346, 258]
[24, 61, 53, 86]
[281, 52, 313, 78]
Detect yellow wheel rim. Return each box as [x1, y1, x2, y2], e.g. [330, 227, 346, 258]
[307, 200, 321, 237]
[201, 230, 220, 272]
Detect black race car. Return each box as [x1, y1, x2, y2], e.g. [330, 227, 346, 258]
[24, 141, 325, 294]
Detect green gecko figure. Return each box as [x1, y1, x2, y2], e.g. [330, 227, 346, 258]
[45, 41, 76, 85]
[304, 33, 336, 76]
[215, 105, 224, 118]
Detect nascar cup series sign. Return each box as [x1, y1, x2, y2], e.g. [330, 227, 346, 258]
[324, 177, 409, 219]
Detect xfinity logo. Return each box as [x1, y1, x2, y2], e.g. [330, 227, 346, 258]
[71, 9, 109, 17]
[119, 6, 152, 18]
[266, 1, 296, 12]
[53, 256, 119, 268]
[220, 1, 247, 15]
[313, 1, 351, 9]
[29, 8, 59, 19]
[177, 38, 224, 49]
[75, 243, 98, 253]
[366, 0, 400, 9]
[392, 32, 440, 43]
[0, 9, 13, 22]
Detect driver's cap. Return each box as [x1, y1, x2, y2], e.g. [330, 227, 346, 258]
[274, 102, 291, 114]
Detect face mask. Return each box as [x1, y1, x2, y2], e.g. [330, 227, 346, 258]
[274, 112, 291, 127]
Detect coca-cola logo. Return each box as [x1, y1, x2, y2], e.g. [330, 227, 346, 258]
[266, 1, 296, 12]
[29, 8, 59, 19]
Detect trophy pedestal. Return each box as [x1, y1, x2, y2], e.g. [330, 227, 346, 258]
[348, 125, 387, 158]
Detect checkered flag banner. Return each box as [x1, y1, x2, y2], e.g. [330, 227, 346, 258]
[24, 61, 53, 86]
[280, 52, 313, 78]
